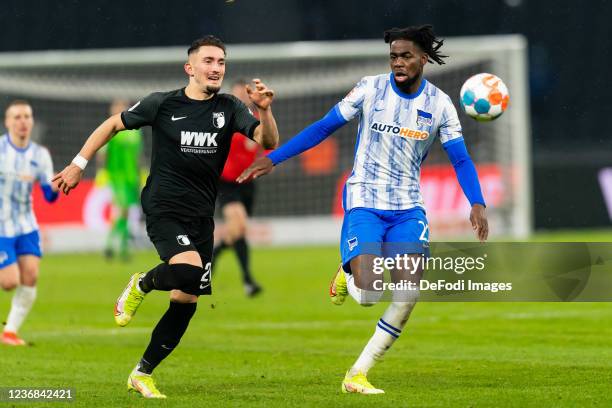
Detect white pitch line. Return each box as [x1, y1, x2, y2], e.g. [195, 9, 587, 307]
[29, 320, 374, 337]
[32, 327, 153, 337]
[26, 310, 608, 338]
[502, 310, 606, 320]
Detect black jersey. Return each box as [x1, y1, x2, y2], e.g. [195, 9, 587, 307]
[121, 88, 260, 219]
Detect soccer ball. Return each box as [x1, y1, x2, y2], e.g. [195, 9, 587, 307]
[459, 73, 509, 121]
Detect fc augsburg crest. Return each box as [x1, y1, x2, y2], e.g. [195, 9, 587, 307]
[212, 112, 225, 129]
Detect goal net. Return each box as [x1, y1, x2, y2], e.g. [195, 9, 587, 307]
[0, 36, 530, 251]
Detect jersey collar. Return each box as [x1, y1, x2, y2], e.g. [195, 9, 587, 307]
[5, 133, 31, 152]
[389, 73, 426, 100]
[181, 87, 217, 103]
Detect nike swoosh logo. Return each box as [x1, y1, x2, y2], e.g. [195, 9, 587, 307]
[171, 115, 187, 121]
[200, 284, 208, 289]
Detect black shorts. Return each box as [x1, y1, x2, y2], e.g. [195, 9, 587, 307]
[145, 215, 214, 295]
[217, 180, 256, 215]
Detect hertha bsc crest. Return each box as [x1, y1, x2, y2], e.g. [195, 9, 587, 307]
[212, 112, 225, 129]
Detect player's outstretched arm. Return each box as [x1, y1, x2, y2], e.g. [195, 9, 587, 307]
[443, 139, 489, 242]
[248, 79, 279, 149]
[236, 156, 274, 183]
[237, 106, 348, 183]
[52, 113, 125, 195]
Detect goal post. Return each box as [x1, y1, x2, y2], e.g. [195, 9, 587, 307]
[0, 35, 530, 251]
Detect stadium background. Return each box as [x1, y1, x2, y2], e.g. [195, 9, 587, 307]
[2, 2, 612, 407]
[0, 0, 609, 235]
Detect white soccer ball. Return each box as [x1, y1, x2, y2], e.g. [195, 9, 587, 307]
[459, 73, 510, 121]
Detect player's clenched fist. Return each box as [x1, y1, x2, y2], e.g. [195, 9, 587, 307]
[52, 164, 83, 195]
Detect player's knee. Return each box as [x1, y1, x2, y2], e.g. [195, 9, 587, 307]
[224, 228, 239, 244]
[0, 279, 18, 291]
[234, 211, 248, 233]
[0, 264, 20, 290]
[225, 220, 245, 243]
[236, 220, 247, 238]
[168, 263, 207, 295]
[224, 204, 247, 241]
[170, 289, 199, 304]
[20, 270, 38, 286]
[391, 287, 420, 305]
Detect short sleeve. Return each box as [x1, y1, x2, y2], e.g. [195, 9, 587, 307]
[231, 97, 260, 140]
[37, 146, 54, 184]
[336, 77, 368, 122]
[438, 95, 464, 146]
[121, 92, 165, 130]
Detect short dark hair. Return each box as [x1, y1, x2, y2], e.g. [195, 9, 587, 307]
[5, 99, 31, 115]
[187, 35, 226, 56]
[384, 25, 447, 65]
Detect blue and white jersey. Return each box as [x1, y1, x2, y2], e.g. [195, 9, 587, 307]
[0, 134, 54, 237]
[337, 73, 464, 211]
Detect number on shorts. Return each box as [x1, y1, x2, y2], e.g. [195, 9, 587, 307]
[200, 262, 212, 289]
[418, 220, 429, 242]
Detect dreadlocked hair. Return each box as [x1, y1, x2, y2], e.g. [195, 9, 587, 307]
[384, 25, 447, 65]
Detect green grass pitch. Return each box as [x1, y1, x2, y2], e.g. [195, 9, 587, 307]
[2, 229, 612, 407]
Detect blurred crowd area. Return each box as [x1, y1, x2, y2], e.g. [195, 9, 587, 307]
[1, 0, 610, 229]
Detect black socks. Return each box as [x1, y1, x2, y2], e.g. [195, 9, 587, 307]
[139, 263, 168, 293]
[137, 301, 197, 374]
[233, 238, 253, 285]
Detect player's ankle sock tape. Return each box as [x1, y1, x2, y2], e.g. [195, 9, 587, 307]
[141, 263, 204, 292]
[233, 238, 253, 285]
[140, 301, 197, 373]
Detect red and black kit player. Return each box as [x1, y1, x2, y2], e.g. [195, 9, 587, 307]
[213, 79, 271, 297]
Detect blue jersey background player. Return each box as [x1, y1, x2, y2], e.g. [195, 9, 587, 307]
[0, 100, 58, 346]
[239, 25, 488, 394]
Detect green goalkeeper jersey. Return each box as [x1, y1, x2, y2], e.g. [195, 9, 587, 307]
[105, 128, 142, 185]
